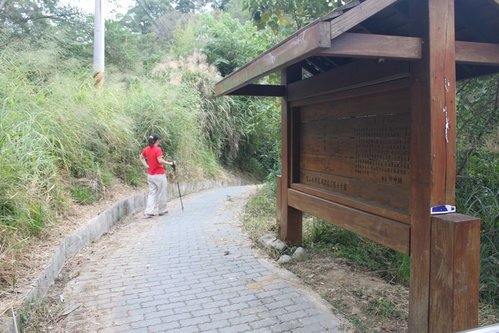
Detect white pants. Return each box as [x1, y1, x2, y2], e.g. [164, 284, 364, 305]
[145, 174, 167, 215]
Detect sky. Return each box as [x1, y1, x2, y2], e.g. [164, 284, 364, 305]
[59, 0, 134, 18]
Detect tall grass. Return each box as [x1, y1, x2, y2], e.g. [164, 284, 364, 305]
[0, 43, 239, 284]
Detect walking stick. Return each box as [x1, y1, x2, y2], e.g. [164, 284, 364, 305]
[172, 161, 184, 211]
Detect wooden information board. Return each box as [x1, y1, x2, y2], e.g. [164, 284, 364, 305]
[295, 88, 411, 221]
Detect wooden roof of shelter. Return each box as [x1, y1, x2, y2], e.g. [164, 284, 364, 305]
[215, 0, 499, 97]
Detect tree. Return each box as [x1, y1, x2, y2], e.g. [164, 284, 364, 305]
[0, 0, 93, 67]
[242, 0, 343, 34]
[123, 0, 173, 34]
[0, 0, 85, 39]
[199, 12, 274, 76]
[215, 0, 251, 23]
[174, 0, 210, 13]
[210, 0, 231, 11]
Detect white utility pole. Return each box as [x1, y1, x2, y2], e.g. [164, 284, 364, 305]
[93, 0, 105, 88]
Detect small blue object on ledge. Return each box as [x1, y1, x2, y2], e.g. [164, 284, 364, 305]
[430, 205, 456, 215]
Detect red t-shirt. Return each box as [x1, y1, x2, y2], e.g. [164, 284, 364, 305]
[141, 146, 165, 175]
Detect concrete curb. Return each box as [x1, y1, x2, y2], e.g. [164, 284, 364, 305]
[1, 177, 250, 332]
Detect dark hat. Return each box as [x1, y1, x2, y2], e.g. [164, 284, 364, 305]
[149, 133, 160, 140]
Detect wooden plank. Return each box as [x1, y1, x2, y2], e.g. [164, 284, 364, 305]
[291, 78, 411, 108]
[300, 152, 411, 186]
[279, 66, 303, 244]
[287, 60, 410, 102]
[455, 41, 499, 66]
[298, 87, 411, 119]
[300, 151, 410, 210]
[288, 189, 410, 254]
[329, 0, 400, 41]
[300, 111, 410, 132]
[215, 22, 331, 96]
[409, 0, 457, 331]
[227, 84, 285, 96]
[318, 33, 422, 60]
[291, 182, 410, 223]
[429, 214, 480, 332]
[299, 169, 410, 212]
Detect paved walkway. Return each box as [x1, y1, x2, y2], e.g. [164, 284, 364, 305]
[62, 185, 348, 333]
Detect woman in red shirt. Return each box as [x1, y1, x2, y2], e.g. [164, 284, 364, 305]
[139, 133, 174, 218]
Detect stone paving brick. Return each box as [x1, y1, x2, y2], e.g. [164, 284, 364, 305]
[156, 300, 186, 311]
[270, 320, 305, 332]
[250, 328, 274, 333]
[172, 303, 203, 314]
[161, 311, 193, 323]
[165, 326, 200, 333]
[179, 314, 211, 327]
[202, 298, 230, 309]
[130, 317, 162, 329]
[147, 320, 181, 332]
[209, 309, 240, 322]
[197, 329, 221, 333]
[229, 314, 260, 325]
[249, 317, 282, 329]
[60, 186, 348, 332]
[219, 301, 250, 312]
[192, 306, 221, 317]
[198, 319, 232, 331]
[218, 323, 252, 333]
[123, 295, 144, 306]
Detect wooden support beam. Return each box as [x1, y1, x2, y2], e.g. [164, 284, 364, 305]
[409, 0, 457, 331]
[279, 66, 303, 245]
[318, 34, 499, 66]
[215, 22, 331, 96]
[227, 84, 285, 97]
[288, 60, 410, 102]
[430, 214, 480, 333]
[318, 33, 422, 60]
[456, 41, 499, 66]
[291, 183, 410, 224]
[287, 189, 410, 254]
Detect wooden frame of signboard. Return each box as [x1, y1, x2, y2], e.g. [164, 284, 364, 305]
[215, 0, 499, 331]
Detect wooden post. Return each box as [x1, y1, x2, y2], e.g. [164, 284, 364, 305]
[276, 175, 282, 225]
[409, 0, 457, 331]
[430, 214, 480, 332]
[279, 65, 303, 245]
